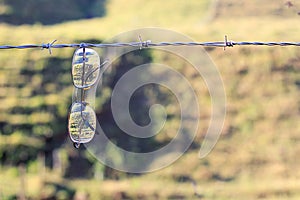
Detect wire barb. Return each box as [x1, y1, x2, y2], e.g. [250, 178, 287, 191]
[138, 35, 151, 50]
[42, 39, 57, 54]
[224, 35, 233, 50]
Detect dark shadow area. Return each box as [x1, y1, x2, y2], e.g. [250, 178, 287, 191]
[0, 0, 107, 25]
[98, 49, 175, 154]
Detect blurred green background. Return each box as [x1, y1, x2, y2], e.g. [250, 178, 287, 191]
[0, 0, 300, 199]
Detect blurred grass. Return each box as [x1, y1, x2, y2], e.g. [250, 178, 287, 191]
[0, 0, 300, 199]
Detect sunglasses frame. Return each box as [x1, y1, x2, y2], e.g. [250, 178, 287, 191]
[68, 47, 108, 148]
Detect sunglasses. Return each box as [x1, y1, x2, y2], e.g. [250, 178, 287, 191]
[68, 47, 107, 148]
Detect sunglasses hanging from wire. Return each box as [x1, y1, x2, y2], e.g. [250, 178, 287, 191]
[68, 47, 108, 148]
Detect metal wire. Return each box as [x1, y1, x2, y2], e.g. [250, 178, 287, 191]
[0, 36, 300, 54]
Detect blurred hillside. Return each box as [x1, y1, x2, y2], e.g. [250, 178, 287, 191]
[0, 0, 106, 24]
[0, 0, 300, 199]
[216, 0, 300, 18]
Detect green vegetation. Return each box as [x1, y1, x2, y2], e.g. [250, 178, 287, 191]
[0, 0, 300, 199]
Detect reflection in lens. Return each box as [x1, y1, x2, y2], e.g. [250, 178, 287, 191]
[68, 102, 96, 143]
[72, 48, 101, 89]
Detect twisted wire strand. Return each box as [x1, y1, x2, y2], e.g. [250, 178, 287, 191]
[1, 38, 300, 54]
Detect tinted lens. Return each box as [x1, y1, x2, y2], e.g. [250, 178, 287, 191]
[68, 102, 96, 143]
[72, 48, 100, 89]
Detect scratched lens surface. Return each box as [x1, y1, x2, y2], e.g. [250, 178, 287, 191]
[68, 102, 96, 143]
[72, 48, 100, 89]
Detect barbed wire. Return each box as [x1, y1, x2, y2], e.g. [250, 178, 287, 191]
[0, 36, 300, 54]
